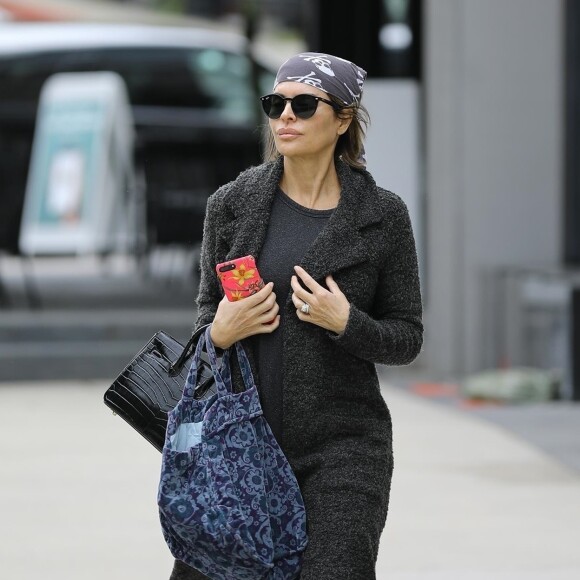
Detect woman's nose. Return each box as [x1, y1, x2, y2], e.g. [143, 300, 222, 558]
[280, 100, 295, 120]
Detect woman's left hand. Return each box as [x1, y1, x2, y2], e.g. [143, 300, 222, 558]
[291, 265, 350, 334]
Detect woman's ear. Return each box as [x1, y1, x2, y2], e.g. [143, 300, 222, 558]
[337, 111, 354, 136]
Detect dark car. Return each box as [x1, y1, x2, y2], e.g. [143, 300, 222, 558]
[0, 23, 276, 252]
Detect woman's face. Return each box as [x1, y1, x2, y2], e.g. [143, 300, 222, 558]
[268, 82, 351, 161]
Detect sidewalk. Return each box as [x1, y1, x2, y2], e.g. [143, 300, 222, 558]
[0, 379, 579, 579]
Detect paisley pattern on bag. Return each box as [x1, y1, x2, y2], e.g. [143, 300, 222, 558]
[158, 327, 308, 579]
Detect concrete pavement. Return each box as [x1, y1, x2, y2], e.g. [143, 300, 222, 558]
[0, 379, 579, 579]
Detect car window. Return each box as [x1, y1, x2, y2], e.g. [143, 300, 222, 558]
[188, 48, 255, 122]
[0, 51, 61, 102]
[0, 47, 275, 123]
[92, 48, 218, 110]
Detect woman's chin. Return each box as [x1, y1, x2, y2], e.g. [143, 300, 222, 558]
[275, 141, 302, 156]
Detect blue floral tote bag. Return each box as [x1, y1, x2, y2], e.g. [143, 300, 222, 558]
[158, 327, 308, 579]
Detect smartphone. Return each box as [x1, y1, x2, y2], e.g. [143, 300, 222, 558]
[216, 255, 265, 301]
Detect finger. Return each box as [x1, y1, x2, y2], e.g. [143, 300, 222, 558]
[244, 281, 274, 306]
[290, 275, 313, 303]
[256, 314, 280, 332]
[295, 309, 315, 324]
[257, 280, 274, 297]
[294, 266, 322, 294]
[259, 301, 279, 322]
[290, 291, 305, 309]
[326, 275, 342, 294]
[254, 291, 277, 314]
[260, 297, 279, 319]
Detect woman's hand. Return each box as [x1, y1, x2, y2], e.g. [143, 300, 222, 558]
[291, 266, 350, 334]
[210, 282, 280, 349]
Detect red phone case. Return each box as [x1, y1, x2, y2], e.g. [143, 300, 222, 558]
[216, 255, 265, 301]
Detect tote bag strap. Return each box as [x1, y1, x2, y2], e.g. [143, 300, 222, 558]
[182, 326, 235, 400]
[204, 326, 256, 395]
[234, 341, 256, 391]
[182, 331, 223, 400]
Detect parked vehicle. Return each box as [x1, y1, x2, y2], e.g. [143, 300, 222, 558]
[0, 23, 276, 252]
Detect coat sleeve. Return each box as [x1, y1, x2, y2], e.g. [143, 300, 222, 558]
[330, 197, 423, 366]
[193, 193, 224, 330]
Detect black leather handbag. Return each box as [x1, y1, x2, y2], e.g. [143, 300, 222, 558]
[103, 324, 216, 452]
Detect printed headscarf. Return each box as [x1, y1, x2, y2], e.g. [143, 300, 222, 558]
[274, 52, 367, 107]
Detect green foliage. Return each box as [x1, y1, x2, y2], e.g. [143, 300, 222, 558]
[155, 0, 187, 15]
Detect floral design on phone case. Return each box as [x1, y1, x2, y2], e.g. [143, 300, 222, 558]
[216, 255, 265, 301]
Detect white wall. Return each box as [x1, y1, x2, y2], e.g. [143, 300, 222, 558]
[364, 80, 423, 279]
[424, 0, 563, 376]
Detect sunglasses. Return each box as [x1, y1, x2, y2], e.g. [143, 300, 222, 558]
[260, 93, 339, 120]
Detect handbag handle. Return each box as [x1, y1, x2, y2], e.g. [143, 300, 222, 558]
[168, 323, 211, 376]
[204, 327, 256, 395]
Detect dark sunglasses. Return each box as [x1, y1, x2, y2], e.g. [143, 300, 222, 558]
[260, 93, 339, 120]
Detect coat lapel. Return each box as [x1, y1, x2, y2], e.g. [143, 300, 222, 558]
[300, 161, 384, 281]
[220, 157, 384, 281]
[219, 159, 284, 261]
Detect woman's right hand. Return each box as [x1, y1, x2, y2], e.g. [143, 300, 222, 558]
[210, 282, 280, 349]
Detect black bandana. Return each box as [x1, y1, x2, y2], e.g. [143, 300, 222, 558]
[274, 52, 367, 106]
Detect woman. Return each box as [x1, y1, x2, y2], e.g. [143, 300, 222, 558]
[171, 52, 423, 579]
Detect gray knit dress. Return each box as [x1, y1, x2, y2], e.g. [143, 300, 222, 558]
[169, 157, 423, 580]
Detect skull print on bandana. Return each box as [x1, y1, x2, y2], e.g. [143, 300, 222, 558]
[274, 52, 367, 107]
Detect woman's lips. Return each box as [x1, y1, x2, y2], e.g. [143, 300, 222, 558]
[277, 129, 301, 139]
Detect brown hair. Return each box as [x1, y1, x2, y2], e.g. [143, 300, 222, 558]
[261, 96, 370, 170]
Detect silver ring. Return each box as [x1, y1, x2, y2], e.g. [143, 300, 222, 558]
[300, 302, 310, 315]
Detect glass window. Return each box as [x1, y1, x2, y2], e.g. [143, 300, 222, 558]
[0, 52, 60, 102]
[187, 48, 254, 122]
[0, 47, 275, 122]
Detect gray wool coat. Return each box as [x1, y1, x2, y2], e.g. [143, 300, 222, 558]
[171, 156, 423, 580]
